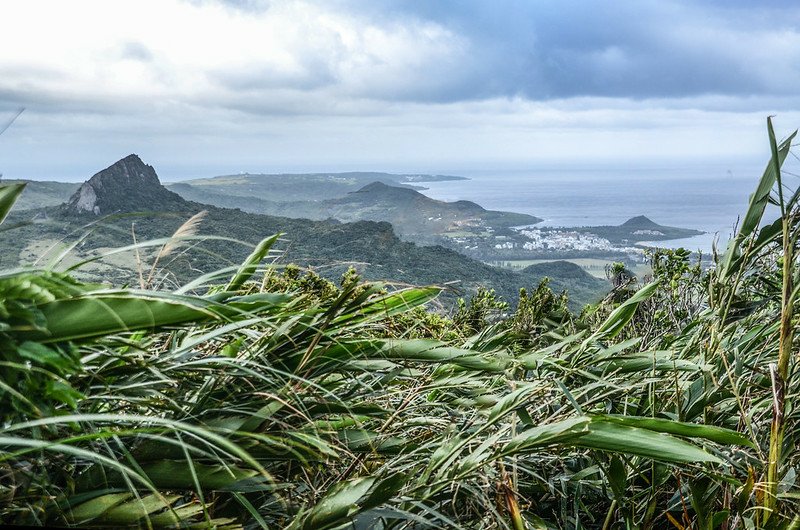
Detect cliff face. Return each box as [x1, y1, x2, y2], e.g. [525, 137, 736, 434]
[64, 154, 188, 215]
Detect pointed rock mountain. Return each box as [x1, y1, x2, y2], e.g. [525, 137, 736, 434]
[620, 215, 661, 230]
[577, 215, 704, 243]
[65, 154, 188, 215]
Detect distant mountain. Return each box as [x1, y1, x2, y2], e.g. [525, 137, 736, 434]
[2, 156, 607, 308]
[620, 215, 664, 230]
[574, 216, 704, 243]
[170, 179, 540, 243]
[0, 180, 79, 210]
[521, 261, 608, 305]
[167, 182, 277, 213]
[64, 154, 188, 215]
[306, 181, 541, 240]
[168, 171, 467, 203]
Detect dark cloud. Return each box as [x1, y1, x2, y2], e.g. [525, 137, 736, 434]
[2, 0, 797, 178]
[340, 0, 800, 103]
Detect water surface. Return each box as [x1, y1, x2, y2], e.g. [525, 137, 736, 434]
[419, 165, 765, 254]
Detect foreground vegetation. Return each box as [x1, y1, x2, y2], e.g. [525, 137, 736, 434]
[2, 120, 800, 528]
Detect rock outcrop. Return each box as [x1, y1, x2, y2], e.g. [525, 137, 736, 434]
[64, 154, 188, 215]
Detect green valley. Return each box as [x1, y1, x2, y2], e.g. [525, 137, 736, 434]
[2, 155, 607, 308]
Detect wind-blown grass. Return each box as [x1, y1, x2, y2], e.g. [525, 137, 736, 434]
[2, 120, 800, 528]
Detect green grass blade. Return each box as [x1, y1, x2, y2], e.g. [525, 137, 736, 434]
[575, 419, 723, 464]
[0, 182, 25, 225]
[595, 415, 754, 448]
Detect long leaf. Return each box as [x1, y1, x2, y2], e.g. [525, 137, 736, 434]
[21, 291, 222, 342]
[0, 182, 25, 225]
[226, 233, 280, 292]
[574, 418, 722, 464]
[585, 281, 660, 343]
[719, 124, 797, 279]
[595, 415, 754, 448]
[301, 476, 376, 530]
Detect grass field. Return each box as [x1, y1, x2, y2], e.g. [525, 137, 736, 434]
[489, 258, 652, 278]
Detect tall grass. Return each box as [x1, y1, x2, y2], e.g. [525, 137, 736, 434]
[1, 120, 799, 528]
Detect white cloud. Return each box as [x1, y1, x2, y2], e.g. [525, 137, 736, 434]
[0, 0, 466, 112]
[0, 0, 798, 179]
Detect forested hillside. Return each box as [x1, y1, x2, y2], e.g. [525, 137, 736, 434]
[0, 155, 606, 307]
[1, 121, 800, 529]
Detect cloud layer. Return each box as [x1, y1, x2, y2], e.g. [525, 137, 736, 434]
[0, 0, 798, 179]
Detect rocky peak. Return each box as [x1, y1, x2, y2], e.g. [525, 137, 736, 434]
[620, 215, 660, 229]
[65, 154, 188, 215]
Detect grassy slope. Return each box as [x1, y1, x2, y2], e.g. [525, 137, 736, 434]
[2, 202, 608, 308]
[168, 172, 465, 201]
[1, 179, 80, 210]
[521, 260, 609, 307]
[169, 180, 540, 242]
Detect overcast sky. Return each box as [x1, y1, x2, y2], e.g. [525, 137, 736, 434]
[1, 0, 799, 180]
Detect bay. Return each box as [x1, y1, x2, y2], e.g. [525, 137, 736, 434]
[418, 165, 765, 255]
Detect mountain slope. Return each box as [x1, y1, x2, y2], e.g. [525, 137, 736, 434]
[168, 171, 466, 202]
[170, 179, 541, 243]
[620, 215, 664, 230]
[580, 215, 704, 243]
[307, 181, 540, 238]
[64, 154, 187, 215]
[521, 261, 608, 306]
[5, 157, 607, 308]
[0, 180, 80, 210]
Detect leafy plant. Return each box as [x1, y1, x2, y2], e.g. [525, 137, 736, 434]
[2, 119, 800, 529]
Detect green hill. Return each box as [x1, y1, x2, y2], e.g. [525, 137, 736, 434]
[169, 177, 540, 244]
[168, 171, 466, 202]
[283, 181, 540, 241]
[0, 179, 79, 210]
[4, 156, 605, 308]
[521, 260, 608, 306]
[578, 215, 704, 243]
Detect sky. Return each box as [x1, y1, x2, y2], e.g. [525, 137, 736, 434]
[1, 0, 800, 181]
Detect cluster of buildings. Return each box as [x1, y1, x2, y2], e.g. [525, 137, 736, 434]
[446, 225, 649, 260]
[515, 227, 616, 252]
[494, 241, 515, 249]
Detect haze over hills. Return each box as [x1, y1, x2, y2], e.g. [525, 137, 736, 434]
[4, 157, 704, 295]
[0, 179, 79, 210]
[171, 179, 541, 243]
[3, 155, 609, 308]
[4, 157, 704, 292]
[301, 181, 540, 237]
[169, 171, 467, 202]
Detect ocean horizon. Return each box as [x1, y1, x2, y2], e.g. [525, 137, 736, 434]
[417, 165, 770, 255]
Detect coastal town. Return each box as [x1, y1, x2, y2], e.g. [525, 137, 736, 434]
[438, 215, 702, 270]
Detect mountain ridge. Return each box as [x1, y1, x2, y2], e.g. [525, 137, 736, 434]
[12, 156, 604, 308]
[620, 215, 661, 229]
[64, 154, 188, 215]
[169, 178, 541, 243]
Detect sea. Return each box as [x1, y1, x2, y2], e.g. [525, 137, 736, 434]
[417, 164, 776, 255]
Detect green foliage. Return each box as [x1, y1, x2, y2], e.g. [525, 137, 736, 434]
[3, 122, 800, 529]
[453, 287, 509, 335]
[511, 279, 571, 338]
